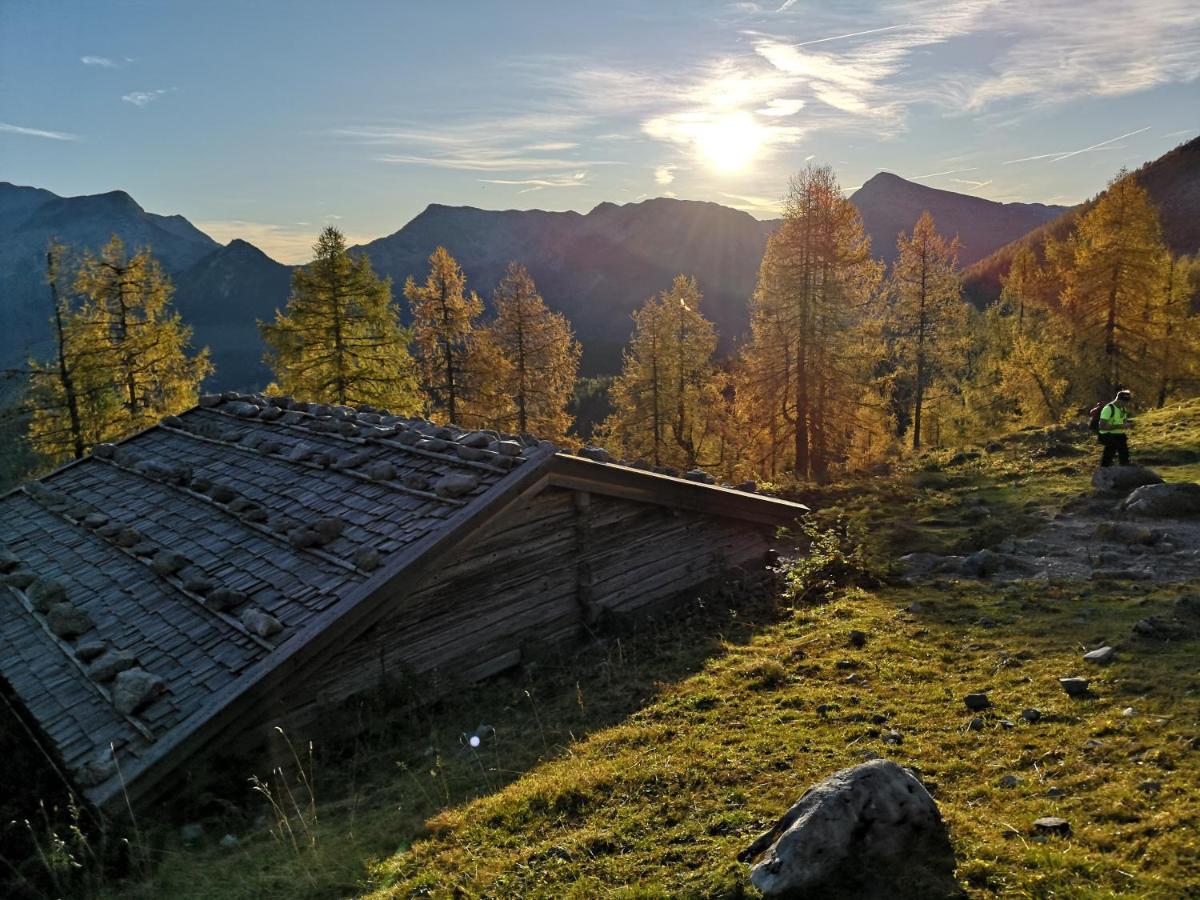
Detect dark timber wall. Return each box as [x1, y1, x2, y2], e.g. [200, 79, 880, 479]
[281, 487, 773, 728]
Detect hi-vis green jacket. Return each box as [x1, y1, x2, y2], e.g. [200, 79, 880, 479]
[1099, 403, 1129, 434]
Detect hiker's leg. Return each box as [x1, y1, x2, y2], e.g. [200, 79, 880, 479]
[1100, 435, 1115, 467]
[1117, 435, 1130, 466]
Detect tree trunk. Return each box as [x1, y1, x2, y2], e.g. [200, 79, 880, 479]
[48, 248, 85, 459]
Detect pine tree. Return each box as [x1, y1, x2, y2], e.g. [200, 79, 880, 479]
[261, 227, 419, 411]
[739, 165, 882, 480]
[404, 246, 484, 423]
[488, 262, 580, 440]
[886, 212, 967, 450]
[601, 276, 721, 470]
[1056, 172, 1169, 398]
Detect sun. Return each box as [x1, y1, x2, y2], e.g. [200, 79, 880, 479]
[696, 112, 765, 173]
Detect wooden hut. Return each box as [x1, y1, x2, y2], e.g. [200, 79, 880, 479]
[0, 393, 805, 813]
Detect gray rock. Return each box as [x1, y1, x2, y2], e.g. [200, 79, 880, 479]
[998, 774, 1021, 788]
[1119, 482, 1200, 518]
[401, 473, 431, 492]
[1174, 595, 1200, 617]
[47, 603, 94, 638]
[259, 406, 283, 422]
[1138, 779, 1161, 793]
[435, 473, 480, 499]
[87, 650, 137, 682]
[219, 833, 239, 850]
[150, 550, 189, 576]
[92, 442, 118, 458]
[27, 577, 67, 612]
[112, 667, 166, 714]
[848, 630, 867, 648]
[3, 570, 36, 589]
[82, 512, 110, 529]
[241, 608, 283, 638]
[0, 548, 19, 573]
[458, 431, 491, 449]
[1059, 677, 1090, 696]
[353, 547, 382, 572]
[415, 437, 450, 453]
[961, 549, 1002, 577]
[1091, 466, 1162, 494]
[206, 588, 248, 612]
[1121, 707, 1138, 717]
[180, 823, 205, 845]
[495, 440, 522, 457]
[1094, 521, 1158, 545]
[578, 445, 612, 463]
[740, 759, 956, 899]
[312, 516, 345, 545]
[209, 483, 237, 504]
[964, 693, 991, 712]
[1020, 708, 1042, 723]
[1082, 646, 1115, 664]
[227, 401, 260, 419]
[685, 468, 716, 484]
[965, 716, 985, 731]
[456, 444, 492, 462]
[365, 460, 396, 481]
[1032, 816, 1071, 836]
[77, 751, 118, 787]
[1045, 787, 1063, 797]
[181, 569, 215, 595]
[75, 639, 107, 661]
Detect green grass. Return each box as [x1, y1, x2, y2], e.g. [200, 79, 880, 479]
[89, 400, 1200, 898]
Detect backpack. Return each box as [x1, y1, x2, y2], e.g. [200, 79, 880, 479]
[1088, 402, 1109, 435]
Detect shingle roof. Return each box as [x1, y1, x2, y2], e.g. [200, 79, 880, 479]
[0, 392, 803, 813]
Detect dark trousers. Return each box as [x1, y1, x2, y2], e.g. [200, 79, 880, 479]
[1099, 433, 1129, 467]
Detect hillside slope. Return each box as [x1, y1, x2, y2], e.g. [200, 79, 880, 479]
[963, 134, 1200, 305]
[102, 400, 1200, 899]
[851, 173, 1069, 268]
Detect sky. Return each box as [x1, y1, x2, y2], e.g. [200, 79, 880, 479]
[1, 0, 1197, 263]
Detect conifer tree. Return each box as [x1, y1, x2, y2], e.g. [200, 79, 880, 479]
[739, 165, 881, 479]
[404, 246, 485, 423]
[1056, 172, 1169, 398]
[886, 212, 967, 450]
[488, 262, 580, 440]
[1151, 254, 1200, 406]
[262, 227, 418, 411]
[602, 276, 721, 470]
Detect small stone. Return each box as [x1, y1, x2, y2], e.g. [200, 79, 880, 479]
[1045, 787, 1063, 798]
[0, 548, 19, 573]
[578, 446, 612, 463]
[401, 473, 431, 492]
[847, 630, 867, 648]
[495, 440, 522, 457]
[1059, 677, 1090, 697]
[1132, 617, 1166, 639]
[1020, 708, 1042, 723]
[117, 527, 141, 548]
[288, 527, 319, 549]
[998, 774, 1021, 789]
[92, 442, 118, 458]
[1121, 707, 1138, 717]
[227, 401, 260, 419]
[181, 569, 215, 595]
[816, 704, 832, 716]
[435, 473, 480, 499]
[3, 570, 36, 589]
[906, 601, 924, 614]
[353, 547, 382, 572]
[47, 602, 94, 638]
[1083, 646, 1115, 664]
[964, 693, 991, 712]
[131, 540, 158, 558]
[27, 577, 67, 612]
[209, 484, 237, 504]
[241, 608, 283, 638]
[189, 475, 212, 493]
[83, 512, 109, 529]
[75, 640, 107, 661]
[259, 406, 283, 423]
[180, 823, 205, 845]
[882, 729, 903, 745]
[456, 444, 495, 462]
[416, 437, 450, 453]
[77, 752, 117, 787]
[219, 833, 239, 850]
[965, 716, 985, 731]
[1138, 779, 1161, 794]
[1032, 816, 1071, 836]
[685, 468, 716, 484]
[112, 667, 166, 714]
[311, 516, 345, 545]
[458, 431, 491, 449]
[365, 460, 395, 481]
[150, 550, 189, 576]
[206, 588, 248, 612]
[199, 393, 221, 408]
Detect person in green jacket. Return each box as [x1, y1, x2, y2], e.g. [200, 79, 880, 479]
[1098, 390, 1133, 467]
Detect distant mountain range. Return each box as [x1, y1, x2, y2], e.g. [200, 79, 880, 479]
[963, 135, 1200, 305]
[3, 142, 1192, 389]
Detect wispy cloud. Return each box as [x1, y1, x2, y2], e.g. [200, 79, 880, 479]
[1162, 128, 1196, 139]
[81, 55, 118, 68]
[758, 98, 804, 117]
[951, 177, 993, 189]
[655, 165, 677, 185]
[0, 122, 79, 141]
[480, 172, 589, 192]
[122, 89, 169, 107]
[719, 190, 782, 215]
[1003, 125, 1151, 164]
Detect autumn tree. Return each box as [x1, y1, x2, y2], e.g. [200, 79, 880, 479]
[488, 262, 580, 440]
[602, 275, 722, 470]
[1055, 172, 1169, 398]
[261, 227, 419, 411]
[738, 165, 882, 480]
[27, 236, 210, 461]
[1151, 254, 1200, 406]
[886, 212, 967, 450]
[404, 246, 486, 423]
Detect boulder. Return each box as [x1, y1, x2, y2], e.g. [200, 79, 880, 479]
[1082, 646, 1115, 664]
[112, 667, 166, 714]
[457, 431, 492, 449]
[1119, 482, 1200, 518]
[1059, 677, 1090, 696]
[27, 577, 67, 612]
[353, 547, 382, 572]
[740, 760, 957, 899]
[1092, 466, 1163, 495]
[241, 608, 283, 638]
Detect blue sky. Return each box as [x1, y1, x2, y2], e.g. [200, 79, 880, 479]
[1, 0, 1197, 262]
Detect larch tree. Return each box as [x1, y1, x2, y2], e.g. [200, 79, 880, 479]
[1055, 172, 1169, 398]
[261, 226, 419, 411]
[1151, 254, 1200, 407]
[601, 276, 720, 470]
[886, 211, 967, 450]
[739, 165, 881, 480]
[488, 262, 580, 441]
[404, 246, 485, 424]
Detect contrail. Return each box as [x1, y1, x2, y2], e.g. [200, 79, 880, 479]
[1003, 126, 1151, 164]
[794, 24, 910, 45]
[910, 167, 977, 180]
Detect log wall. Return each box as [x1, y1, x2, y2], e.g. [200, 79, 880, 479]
[278, 486, 774, 731]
